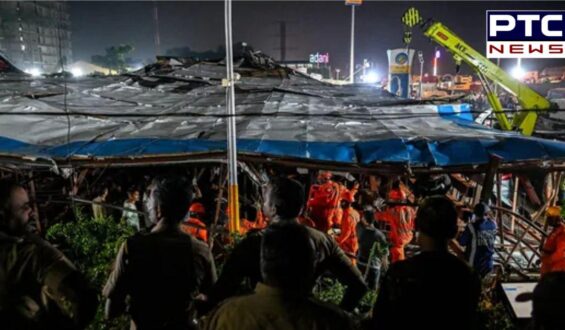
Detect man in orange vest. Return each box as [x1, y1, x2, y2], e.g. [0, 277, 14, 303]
[387, 184, 415, 263]
[239, 205, 267, 235]
[541, 206, 565, 276]
[337, 190, 360, 264]
[181, 202, 208, 242]
[307, 171, 341, 233]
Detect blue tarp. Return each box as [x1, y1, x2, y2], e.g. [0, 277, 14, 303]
[0, 61, 564, 168]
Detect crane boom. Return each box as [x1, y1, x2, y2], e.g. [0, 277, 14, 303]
[402, 8, 553, 136]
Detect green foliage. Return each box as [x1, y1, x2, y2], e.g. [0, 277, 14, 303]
[315, 278, 514, 329]
[46, 208, 134, 329]
[476, 278, 515, 330]
[314, 277, 377, 314]
[315, 277, 346, 306]
[91, 44, 134, 73]
[478, 300, 514, 330]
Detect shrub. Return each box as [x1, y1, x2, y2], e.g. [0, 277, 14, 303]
[46, 208, 134, 329]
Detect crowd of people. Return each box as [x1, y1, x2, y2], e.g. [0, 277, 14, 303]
[1, 170, 564, 329]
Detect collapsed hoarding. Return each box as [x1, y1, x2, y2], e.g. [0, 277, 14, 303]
[0, 53, 564, 173]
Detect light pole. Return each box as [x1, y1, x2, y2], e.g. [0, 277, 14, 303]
[153, 1, 161, 56]
[346, 0, 362, 83]
[349, 5, 355, 83]
[433, 48, 440, 77]
[418, 51, 424, 99]
[223, 0, 240, 233]
[362, 59, 368, 79]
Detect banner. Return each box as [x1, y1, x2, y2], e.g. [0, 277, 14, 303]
[387, 49, 415, 98]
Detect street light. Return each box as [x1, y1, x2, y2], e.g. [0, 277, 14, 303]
[224, 0, 240, 233]
[71, 68, 84, 77]
[418, 51, 424, 99]
[511, 66, 526, 80]
[26, 68, 42, 77]
[346, 0, 362, 83]
[361, 70, 379, 84]
[433, 48, 440, 76]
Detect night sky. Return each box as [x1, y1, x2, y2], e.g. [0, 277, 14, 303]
[70, 1, 565, 76]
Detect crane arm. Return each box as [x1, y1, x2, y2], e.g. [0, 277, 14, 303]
[402, 8, 553, 136]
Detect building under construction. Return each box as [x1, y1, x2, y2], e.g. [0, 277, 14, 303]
[0, 1, 72, 73]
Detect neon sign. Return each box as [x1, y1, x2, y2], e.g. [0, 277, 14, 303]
[309, 52, 330, 64]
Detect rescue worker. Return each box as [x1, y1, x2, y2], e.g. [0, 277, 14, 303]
[0, 179, 97, 329]
[458, 203, 497, 278]
[239, 205, 266, 235]
[410, 173, 452, 199]
[181, 202, 208, 242]
[387, 182, 414, 263]
[336, 190, 360, 264]
[306, 171, 341, 233]
[541, 206, 565, 276]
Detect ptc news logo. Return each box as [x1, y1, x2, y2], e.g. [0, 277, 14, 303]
[487, 11, 565, 58]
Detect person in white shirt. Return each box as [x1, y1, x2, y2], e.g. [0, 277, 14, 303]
[122, 187, 140, 231]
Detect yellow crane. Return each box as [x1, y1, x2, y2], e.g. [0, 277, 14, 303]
[401, 7, 554, 136]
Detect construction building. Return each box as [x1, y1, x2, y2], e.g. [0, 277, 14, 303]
[0, 1, 72, 73]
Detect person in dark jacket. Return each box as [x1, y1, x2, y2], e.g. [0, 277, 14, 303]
[0, 178, 97, 329]
[202, 224, 354, 330]
[206, 176, 367, 312]
[371, 195, 481, 330]
[104, 176, 216, 329]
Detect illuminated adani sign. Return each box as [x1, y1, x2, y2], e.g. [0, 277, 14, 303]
[309, 52, 330, 64]
[487, 11, 565, 58]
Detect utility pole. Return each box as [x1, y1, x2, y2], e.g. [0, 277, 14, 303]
[223, 0, 240, 233]
[273, 21, 297, 62]
[433, 47, 440, 77]
[153, 1, 161, 56]
[349, 4, 356, 83]
[418, 51, 424, 99]
[345, 0, 362, 83]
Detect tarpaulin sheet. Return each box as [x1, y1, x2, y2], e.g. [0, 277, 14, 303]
[1, 60, 565, 167]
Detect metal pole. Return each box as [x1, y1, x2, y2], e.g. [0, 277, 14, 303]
[494, 58, 501, 94]
[511, 176, 520, 233]
[418, 51, 424, 100]
[224, 0, 240, 233]
[153, 1, 161, 56]
[349, 5, 355, 84]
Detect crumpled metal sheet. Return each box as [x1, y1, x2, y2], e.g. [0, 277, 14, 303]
[0, 61, 565, 167]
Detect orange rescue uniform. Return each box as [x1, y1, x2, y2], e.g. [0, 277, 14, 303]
[307, 180, 341, 233]
[181, 217, 208, 243]
[387, 189, 414, 263]
[541, 223, 565, 276]
[238, 209, 267, 235]
[337, 206, 360, 264]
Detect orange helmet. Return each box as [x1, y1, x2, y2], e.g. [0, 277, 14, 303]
[341, 190, 355, 203]
[388, 189, 405, 201]
[189, 202, 206, 216]
[318, 171, 333, 180]
[547, 206, 562, 218]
